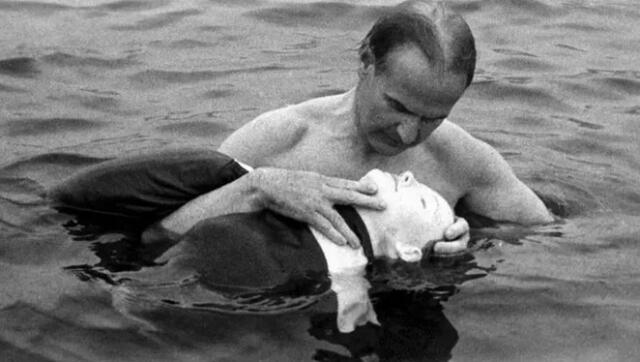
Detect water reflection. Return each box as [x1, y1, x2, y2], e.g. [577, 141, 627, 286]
[0, 151, 569, 361]
[55, 203, 492, 361]
[309, 290, 458, 362]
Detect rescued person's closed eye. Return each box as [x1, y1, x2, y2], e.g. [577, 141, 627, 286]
[347, 169, 457, 264]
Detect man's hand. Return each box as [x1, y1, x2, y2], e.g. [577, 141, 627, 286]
[433, 217, 470, 255]
[249, 167, 386, 248]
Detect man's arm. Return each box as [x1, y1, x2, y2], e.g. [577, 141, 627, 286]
[160, 110, 386, 247]
[432, 121, 552, 224]
[458, 138, 553, 224]
[159, 167, 385, 242]
[159, 171, 262, 235]
[160, 106, 307, 235]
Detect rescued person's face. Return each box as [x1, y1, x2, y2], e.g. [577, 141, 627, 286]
[360, 169, 455, 260]
[355, 45, 466, 156]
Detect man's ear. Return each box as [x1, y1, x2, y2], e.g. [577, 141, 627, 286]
[358, 49, 374, 79]
[358, 63, 373, 79]
[397, 243, 423, 263]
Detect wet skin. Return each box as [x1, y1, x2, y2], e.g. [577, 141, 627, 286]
[354, 45, 467, 156]
[164, 44, 552, 249]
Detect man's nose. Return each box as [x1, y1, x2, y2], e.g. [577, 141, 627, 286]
[396, 118, 420, 145]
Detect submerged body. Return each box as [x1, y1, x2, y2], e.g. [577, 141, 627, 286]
[50, 150, 457, 332]
[139, 168, 456, 333]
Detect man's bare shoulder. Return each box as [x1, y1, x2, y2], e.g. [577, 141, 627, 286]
[219, 105, 310, 165]
[219, 93, 350, 165]
[427, 120, 510, 186]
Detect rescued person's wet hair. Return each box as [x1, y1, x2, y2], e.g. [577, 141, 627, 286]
[359, 1, 476, 88]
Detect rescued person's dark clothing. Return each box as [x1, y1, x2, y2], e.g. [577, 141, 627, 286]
[48, 149, 458, 359]
[48, 148, 248, 223]
[48, 148, 372, 293]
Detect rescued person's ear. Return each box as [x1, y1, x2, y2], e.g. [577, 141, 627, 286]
[397, 243, 423, 263]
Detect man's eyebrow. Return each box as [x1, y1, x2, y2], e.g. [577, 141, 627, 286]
[384, 94, 447, 121]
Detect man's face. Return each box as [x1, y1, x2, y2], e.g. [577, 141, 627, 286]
[355, 44, 467, 156]
[360, 169, 455, 261]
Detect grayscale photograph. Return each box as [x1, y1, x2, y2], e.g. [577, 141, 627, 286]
[0, 0, 638, 361]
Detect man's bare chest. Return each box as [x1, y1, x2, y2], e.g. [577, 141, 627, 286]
[264, 136, 463, 206]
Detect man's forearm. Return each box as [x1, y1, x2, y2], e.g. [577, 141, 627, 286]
[464, 180, 554, 225]
[159, 172, 264, 235]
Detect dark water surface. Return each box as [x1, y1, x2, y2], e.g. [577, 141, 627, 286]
[1, 1, 639, 361]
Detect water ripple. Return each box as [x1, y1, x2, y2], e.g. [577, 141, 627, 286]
[202, 88, 236, 99]
[110, 9, 201, 31]
[493, 58, 556, 72]
[41, 52, 139, 69]
[0, 57, 39, 78]
[593, 77, 640, 95]
[2, 118, 104, 137]
[73, 95, 122, 113]
[467, 81, 568, 110]
[549, 22, 609, 32]
[623, 106, 640, 115]
[128, 65, 293, 87]
[93, 0, 171, 12]
[544, 137, 625, 159]
[490, 0, 565, 17]
[557, 81, 623, 101]
[550, 115, 604, 130]
[163, 39, 213, 49]
[555, 44, 586, 52]
[155, 121, 231, 137]
[0, 1, 70, 12]
[208, 0, 262, 6]
[244, 2, 385, 29]
[449, 1, 483, 14]
[0, 83, 26, 93]
[493, 48, 537, 57]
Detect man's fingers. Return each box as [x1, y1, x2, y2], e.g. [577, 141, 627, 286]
[324, 176, 378, 195]
[324, 187, 386, 210]
[433, 239, 468, 254]
[319, 208, 361, 249]
[353, 179, 378, 195]
[444, 217, 470, 241]
[310, 215, 347, 246]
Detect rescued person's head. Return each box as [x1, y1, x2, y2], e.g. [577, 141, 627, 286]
[358, 169, 455, 263]
[359, 0, 476, 88]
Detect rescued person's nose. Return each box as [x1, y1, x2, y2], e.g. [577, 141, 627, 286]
[396, 118, 420, 145]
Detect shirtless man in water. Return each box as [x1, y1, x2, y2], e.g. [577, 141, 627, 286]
[160, 0, 553, 249]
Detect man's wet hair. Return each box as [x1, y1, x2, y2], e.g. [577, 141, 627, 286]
[359, 0, 476, 88]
